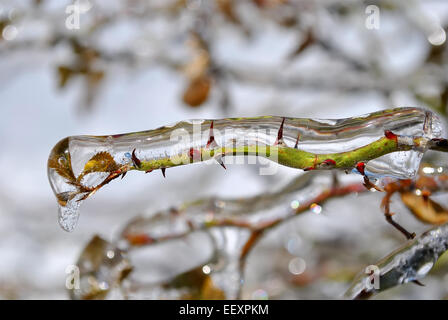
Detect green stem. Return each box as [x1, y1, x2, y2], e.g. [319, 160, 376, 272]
[134, 134, 416, 173]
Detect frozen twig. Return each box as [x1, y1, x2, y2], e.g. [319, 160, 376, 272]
[345, 222, 448, 299]
[48, 107, 445, 232]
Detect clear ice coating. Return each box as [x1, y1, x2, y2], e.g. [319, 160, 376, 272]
[47, 107, 444, 231]
[344, 222, 448, 299]
[69, 235, 132, 300]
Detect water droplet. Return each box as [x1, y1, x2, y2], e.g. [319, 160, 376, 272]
[202, 265, 211, 274]
[428, 27, 446, 46]
[290, 200, 300, 209]
[2, 25, 18, 41]
[288, 257, 306, 275]
[286, 235, 303, 255]
[310, 203, 322, 214]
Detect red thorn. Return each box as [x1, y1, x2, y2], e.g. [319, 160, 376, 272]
[385, 130, 398, 141]
[294, 132, 300, 149]
[206, 121, 216, 148]
[131, 148, 141, 168]
[161, 168, 166, 178]
[303, 166, 315, 171]
[121, 171, 127, 179]
[274, 117, 285, 145]
[356, 162, 366, 176]
[322, 159, 336, 166]
[145, 170, 153, 174]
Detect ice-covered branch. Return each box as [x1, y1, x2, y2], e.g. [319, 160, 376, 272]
[345, 222, 448, 299]
[48, 107, 446, 232]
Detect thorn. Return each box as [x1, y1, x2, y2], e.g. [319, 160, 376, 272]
[131, 148, 141, 169]
[206, 121, 216, 148]
[303, 166, 315, 171]
[322, 159, 336, 167]
[145, 170, 153, 174]
[385, 130, 398, 141]
[356, 162, 366, 176]
[354, 289, 374, 300]
[161, 168, 166, 178]
[274, 117, 286, 146]
[356, 162, 381, 191]
[121, 171, 127, 179]
[412, 280, 425, 287]
[294, 132, 300, 149]
[217, 157, 226, 170]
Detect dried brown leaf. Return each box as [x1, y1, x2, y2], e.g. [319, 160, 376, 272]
[81, 151, 119, 176]
[401, 192, 448, 225]
[182, 76, 212, 107]
[48, 137, 76, 183]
